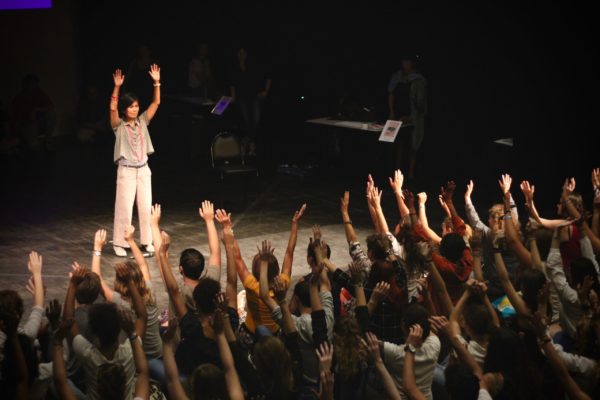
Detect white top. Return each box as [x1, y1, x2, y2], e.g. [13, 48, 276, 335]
[478, 388, 493, 400]
[383, 334, 441, 400]
[73, 334, 138, 400]
[456, 334, 487, 367]
[0, 305, 45, 371]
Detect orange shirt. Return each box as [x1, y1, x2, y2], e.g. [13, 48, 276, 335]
[243, 273, 290, 333]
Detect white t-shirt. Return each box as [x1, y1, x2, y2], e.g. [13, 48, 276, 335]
[73, 334, 138, 400]
[383, 334, 441, 400]
[456, 334, 487, 367]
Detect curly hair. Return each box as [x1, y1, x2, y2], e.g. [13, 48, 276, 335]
[333, 317, 369, 379]
[113, 261, 154, 306]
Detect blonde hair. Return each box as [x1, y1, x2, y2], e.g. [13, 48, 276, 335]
[113, 261, 154, 306]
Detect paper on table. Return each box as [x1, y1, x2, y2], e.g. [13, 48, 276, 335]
[378, 120, 402, 142]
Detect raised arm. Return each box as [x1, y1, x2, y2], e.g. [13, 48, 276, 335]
[501, 190, 533, 269]
[124, 225, 151, 282]
[150, 204, 163, 255]
[110, 69, 124, 129]
[389, 169, 410, 221]
[340, 191, 358, 243]
[464, 180, 491, 235]
[369, 184, 391, 234]
[365, 332, 402, 400]
[521, 180, 572, 228]
[27, 251, 44, 309]
[367, 175, 384, 233]
[115, 263, 147, 339]
[119, 309, 149, 400]
[493, 243, 531, 318]
[217, 209, 238, 310]
[52, 320, 76, 400]
[430, 316, 482, 379]
[282, 204, 307, 277]
[209, 309, 244, 400]
[401, 326, 428, 400]
[258, 241, 280, 312]
[200, 200, 221, 278]
[162, 322, 189, 400]
[64, 266, 86, 344]
[145, 64, 161, 122]
[592, 168, 600, 237]
[158, 231, 187, 320]
[2, 310, 29, 400]
[417, 192, 442, 244]
[470, 228, 485, 281]
[91, 229, 113, 302]
[273, 276, 295, 334]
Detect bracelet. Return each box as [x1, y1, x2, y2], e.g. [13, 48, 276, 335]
[510, 204, 517, 209]
[153, 82, 161, 87]
[343, 221, 352, 225]
[503, 214, 512, 220]
[93, 250, 102, 257]
[277, 299, 288, 305]
[129, 333, 138, 341]
[418, 204, 425, 209]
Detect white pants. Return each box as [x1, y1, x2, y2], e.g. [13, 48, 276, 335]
[113, 164, 152, 247]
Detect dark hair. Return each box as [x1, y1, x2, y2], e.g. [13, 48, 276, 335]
[0, 290, 24, 322]
[520, 269, 547, 312]
[89, 303, 121, 347]
[307, 242, 331, 264]
[396, 224, 428, 275]
[180, 248, 205, 280]
[251, 253, 280, 283]
[75, 271, 101, 305]
[293, 280, 311, 308]
[366, 234, 391, 261]
[445, 363, 479, 400]
[440, 233, 467, 263]
[192, 278, 221, 315]
[252, 336, 294, 397]
[97, 363, 126, 399]
[1, 333, 39, 397]
[191, 363, 228, 400]
[368, 259, 405, 310]
[532, 228, 553, 261]
[402, 303, 430, 338]
[118, 92, 139, 118]
[464, 303, 492, 338]
[571, 257, 600, 294]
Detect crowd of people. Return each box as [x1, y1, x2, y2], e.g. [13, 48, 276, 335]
[1, 167, 600, 400]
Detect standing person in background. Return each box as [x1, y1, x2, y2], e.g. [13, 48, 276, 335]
[230, 46, 272, 157]
[388, 54, 427, 179]
[110, 65, 161, 257]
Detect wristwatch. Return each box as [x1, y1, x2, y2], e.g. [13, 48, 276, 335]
[404, 343, 417, 354]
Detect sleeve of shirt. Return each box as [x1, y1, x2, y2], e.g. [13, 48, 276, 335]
[349, 241, 371, 278]
[546, 248, 579, 307]
[242, 274, 260, 295]
[464, 203, 491, 237]
[271, 305, 284, 326]
[204, 264, 221, 282]
[420, 334, 441, 360]
[72, 334, 93, 359]
[432, 253, 454, 274]
[550, 343, 597, 377]
[478, 389, 494, 400]
[320, 291, 335, 335]
[140, 111, 150, 126]
[410, 78, 427, 116]
[452, 214, 467, 238]
[386, 232, 404, 258]
[19, 305, 45, 339]
[382, 341, 404, 365]
[112, 118, 123, 133]
[580, 236, 600, 274]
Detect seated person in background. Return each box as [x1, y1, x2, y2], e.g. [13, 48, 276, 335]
[188, 43, 217, 99]
[10, 74, 55, 151]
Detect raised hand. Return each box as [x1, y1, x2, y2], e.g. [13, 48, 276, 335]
[46, 299, 62, 330]
[28, 251, 43, 275]
[213, 292, 228, 314]
[371, 281, 390, 303]
[119, 309, 135, 336]
[115, 263, 132, 282]
[312, 224, 322, 241]
[215, 209, 232, 228]
[406, 324, 424, 348]
[403, 190, 415, 209]
[113, 69, 125, 87]
[592, 168, 600, 190]
[199, 200, 215, 221]
[438, 195, 451, 217]
[70, 263, 87, 286]
[148, 64, 160, 83]
[150, 204, 161, 227]
[94, 229, 108, 251]
[53, 318, 74, 343]
[162, 319, 178, 343]
[417, 192, 427, 205]
[368, 185, 383, 209]
[315, 341, 333, 372]
[465, 180, 474, 201]
[562, 177, 576, 199]
[388, 169, 404, 194]
[272, 275, 288, 303]
[347, 262, 363, 284]
[124, 225, 135, 242]
[340, 191, 350, 215]
[440, 180, 456, 203]
[365, 331, 382, 362]
[498, 174, 512, 195]
[257, 240, 275, 260]
[520, 181, 535, 204]
[209, 308, 225, 334]
[428, 315, 459, 338]
[292, 203, 307, 224]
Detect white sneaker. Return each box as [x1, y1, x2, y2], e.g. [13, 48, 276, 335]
[144, 243, 155, 253]
[113, 246, 127, 257]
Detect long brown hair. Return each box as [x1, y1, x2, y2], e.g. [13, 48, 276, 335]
[252, 336, 294, 397]
[333, 316, 369, 379]
[113, 261, 154, 306]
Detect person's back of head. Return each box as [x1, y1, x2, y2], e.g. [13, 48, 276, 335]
[0, 290, 24, 323]
[307, 241, 331, 267]
[368, 259, 405, 309]
[464, 303, 492, 339]
[519, 268, 547, 312]
[75, 271, 101, 305]
[252, 336, 293, 396]
[191, 363, 227, 400]
[251, 253, 280, 283]
[180, 248, 205, 280]
[97, 363, 126, 399]
[445, 363, 479, 400]
[192, 278, 221, 316]
[366, 234, 392, 261]
[333, 316, 368, 379]
[402, 303, 431, 339]
[293, 280, 311, 310]
[114, 261, 153, 305]
[89, 303, 121, 347]
[440, 233, 467, 264]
